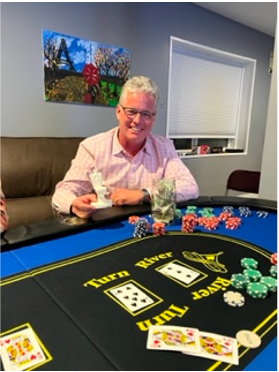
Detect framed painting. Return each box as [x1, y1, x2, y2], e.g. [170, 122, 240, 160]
[43, 29, 131, 106]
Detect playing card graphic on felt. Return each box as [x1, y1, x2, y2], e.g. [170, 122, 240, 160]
[183, 331, 239, 365]
[158, 262, 200, 285]
[147, 325, 200, 353]
[109, 282, 154, 312]
[0, 327, 46, 371]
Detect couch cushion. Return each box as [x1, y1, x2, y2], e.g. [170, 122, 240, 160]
[6, 196, 56, 229]
[1, 137, 84, 198]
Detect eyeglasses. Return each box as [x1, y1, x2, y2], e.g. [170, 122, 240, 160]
[119, 104, 156, 122]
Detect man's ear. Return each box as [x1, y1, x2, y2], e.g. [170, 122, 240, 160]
[116, 104, 121, 119]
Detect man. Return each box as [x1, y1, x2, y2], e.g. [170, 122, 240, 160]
[0, 181, 8, 232]
[52, 76, 199, 219]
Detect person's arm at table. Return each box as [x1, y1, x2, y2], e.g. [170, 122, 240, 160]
[52, 141, 98, 216]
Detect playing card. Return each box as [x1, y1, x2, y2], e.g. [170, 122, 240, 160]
[147, 325, 201, 353]
[158, 261, 200, 285]
[183, 331, 239, 365]
[109, 282, 155, 313]
[0, 327, 46, 371]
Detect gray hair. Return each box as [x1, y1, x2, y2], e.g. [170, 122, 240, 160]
[119, 76, 159, 105]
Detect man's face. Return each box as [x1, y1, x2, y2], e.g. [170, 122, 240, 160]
[116, 92, 157, 148]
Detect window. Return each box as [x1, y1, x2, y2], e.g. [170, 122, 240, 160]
[167, 36, 256, 157]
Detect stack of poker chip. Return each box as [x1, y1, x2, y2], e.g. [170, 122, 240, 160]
[269, 254, 277, 278]
[230, 256, 278, 300]
[260, 277, 277, 293]
[243, 269, 262, 282]
[133, 218, 150, 238]
[231, 274, 250, 289]
[256, 210, 269, 218]
[181, 214, 198, 233]
[223, 206, 234, 214]
[197, 217, 208, 227]
[203, 216, 220, 230]
[241, 257, 258, 269]
[175, 209, 183, 219]
[239, 206, 252, 217]
[225, 217, 242, 230]
[247, 282, 269, 299]
[152, 222, 166, 236]
[128, 215, 140, 224]
[219, 211, 233, 221]
[185, 205, 197, 214]
[198, 207, 215, 218]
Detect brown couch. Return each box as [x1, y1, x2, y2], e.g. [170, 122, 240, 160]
[1, 137, 84, 229]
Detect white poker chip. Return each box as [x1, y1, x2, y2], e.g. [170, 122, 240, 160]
[236, 330, 261, 348]
[223, 291, 245, 307]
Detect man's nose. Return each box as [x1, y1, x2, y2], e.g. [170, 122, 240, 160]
[133, 112, 142, 123]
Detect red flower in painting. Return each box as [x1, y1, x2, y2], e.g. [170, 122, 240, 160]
[82, 63, 100, 85]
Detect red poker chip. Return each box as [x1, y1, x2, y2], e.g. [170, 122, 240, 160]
[128, 216, 140, 224]
[271, 253, 277, 265]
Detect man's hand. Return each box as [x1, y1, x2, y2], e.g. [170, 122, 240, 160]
[110, 188, 143, 206]
[71, 194, 98, 219]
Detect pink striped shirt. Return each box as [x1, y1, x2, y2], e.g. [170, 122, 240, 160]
[52, 127, 199, 214]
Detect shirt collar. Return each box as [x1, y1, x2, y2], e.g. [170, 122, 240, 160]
[112, 128, 123, 155]
[112, 128, 152, 156]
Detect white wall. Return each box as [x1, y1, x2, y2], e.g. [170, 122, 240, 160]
[1, 3, 275, 197]
[259, 31, 277, 201]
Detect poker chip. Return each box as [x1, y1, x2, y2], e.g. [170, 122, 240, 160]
[152, 222, 166, 236]
[223, 206, 234, 213]
[247, 282, 268, 299]
[236, 330, 261, 348]
[175, 209, 183, 219]
[181, 214, 198, 233]
[185, 205, 197, 214]
[231, 273, 250, 289]
[243, 269, 262, 282]
[202, 216, 220, 230]
[133, 218, 150, 238]
[219, 211, 233, 221]
[269, 265, 277, 278]
[223, 291, 245, 307]
[239, 206, 252, 217]
[256, 210, 268, 218]
[270, 253, 278, 265]
[241, 257, 259, 269]
[259, 276, 277, 292]
[128, 215, 140, 224]
[225, 217, 242, 230]
[198, 207, 215, 218]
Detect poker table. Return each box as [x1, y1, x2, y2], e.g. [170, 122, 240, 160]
[1, 196, 277, 371]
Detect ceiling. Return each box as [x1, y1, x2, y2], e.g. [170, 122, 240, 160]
[194, 2, 277, 37]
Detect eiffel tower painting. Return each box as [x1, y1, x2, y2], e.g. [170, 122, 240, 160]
[43, 29, 131, 106]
